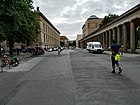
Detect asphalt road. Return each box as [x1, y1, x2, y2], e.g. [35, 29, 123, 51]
[0, 48, 140, 105]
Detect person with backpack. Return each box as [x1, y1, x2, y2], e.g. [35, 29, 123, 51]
[110, 40, 122, 74]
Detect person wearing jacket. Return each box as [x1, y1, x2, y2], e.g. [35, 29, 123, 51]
[110, 40, 122, 74]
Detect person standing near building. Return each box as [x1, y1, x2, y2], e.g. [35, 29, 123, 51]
[110, 40, 122, 74]
[58, 47, 61, 55]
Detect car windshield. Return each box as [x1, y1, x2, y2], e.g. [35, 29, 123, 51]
[94, 44, 101, 48]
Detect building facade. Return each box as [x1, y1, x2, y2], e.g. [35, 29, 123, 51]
[79, 3, 140, 53]
[0, 7, 60, 54]
[60, 36, 69, 47]
[36, 8, 60, 49]
[76, 34, 83, 47]
[82, 15, 102, 37]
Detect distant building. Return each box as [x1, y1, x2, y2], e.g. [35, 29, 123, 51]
[36, 7, 60, 49]
[60, 36, 69, 47]
[76, 34, 83, 47]
[82, 15, 103, 37]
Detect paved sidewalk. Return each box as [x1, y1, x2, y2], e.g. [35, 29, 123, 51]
[105, 51, 140, 57]
[1, 56, 45, 72]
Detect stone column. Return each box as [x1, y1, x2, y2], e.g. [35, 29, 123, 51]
[100, 33, 103, 45]
[123, 24, 127, 51]
[112, 28, 116, 40]
[130, 21, 135, 52]
[105, 31, 108, 49]
[109, 30, 111, 47]
[117, 26, 121, 44]
[103, 33, 105, 48]
[104, 32, 107, 49]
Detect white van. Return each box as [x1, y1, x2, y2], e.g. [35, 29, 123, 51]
[86, 42, 104, 53]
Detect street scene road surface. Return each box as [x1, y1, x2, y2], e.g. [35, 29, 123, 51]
[0, 48, 140, 105]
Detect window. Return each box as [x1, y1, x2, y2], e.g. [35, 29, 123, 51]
[46, 25, 47, 32]
[89, 44, 92, 47]
[44, 34, 45, 42]
[43, 23, 45, 31]
[46, 35, 48, 41]
[94, 44, 101, 48]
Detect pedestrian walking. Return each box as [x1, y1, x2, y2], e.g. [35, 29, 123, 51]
[110, 40, 122, 74]
[58, 47, 61, 55]
[120, 45, 124, 55]
[16, 48, 20, 55]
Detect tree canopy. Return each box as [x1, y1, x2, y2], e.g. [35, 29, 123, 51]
[99, 14, 119, 28]
[0, 0, 40, 54]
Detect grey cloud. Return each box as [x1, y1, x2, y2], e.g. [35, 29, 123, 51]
[33, 0, 140, 40]
[56, 22, 83, 33]
[33, 0, 76, 19]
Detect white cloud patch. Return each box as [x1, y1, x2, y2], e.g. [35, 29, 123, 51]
[33, 0, 139, 40]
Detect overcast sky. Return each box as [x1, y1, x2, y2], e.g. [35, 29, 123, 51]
[32, 0, 139, 40]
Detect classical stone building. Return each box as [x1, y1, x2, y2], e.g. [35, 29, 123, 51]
[36, 7, 60, 49]
[82, 15, 103, 37]
[79, 3, 140, 53]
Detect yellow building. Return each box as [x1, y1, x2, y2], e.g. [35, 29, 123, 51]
[36, 7, 60, 49]
[1, 7, 60, 53]
[82, 15, 102, 37]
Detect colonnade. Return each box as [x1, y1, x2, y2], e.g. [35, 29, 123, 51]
[80, 18, 140, 53]
[97, 21, 136, 52]
[79, 4, 140, 53]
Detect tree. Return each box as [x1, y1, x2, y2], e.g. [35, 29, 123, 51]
[136, 26, 140, 48]
[0, 0, 40, 55]
[99, 14, 119, 28]
[73, 40, 76, 46]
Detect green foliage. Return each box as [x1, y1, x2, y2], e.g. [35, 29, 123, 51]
[137, 26, 140, 40]
[137, 26, 140, 34]
[136, 26, 140, 48]
[0, 0, 40, 54]
[99, 14, 119, 28]
[0, 26, 4, 41]
[68, 40, 76, 46]
[73, 40, 76, 46]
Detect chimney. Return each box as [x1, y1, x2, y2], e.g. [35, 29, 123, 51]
[37, 6, 40, 11]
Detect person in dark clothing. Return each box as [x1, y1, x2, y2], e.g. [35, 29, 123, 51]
[110, 40, 122, 74]
[16, 48, 20, 55]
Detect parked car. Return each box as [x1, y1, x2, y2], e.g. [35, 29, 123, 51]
[47, 48, 53, 52]
[52, 47, 58, 51]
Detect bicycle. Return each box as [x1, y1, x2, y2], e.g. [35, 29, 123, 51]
[1, 55, 19, 68]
